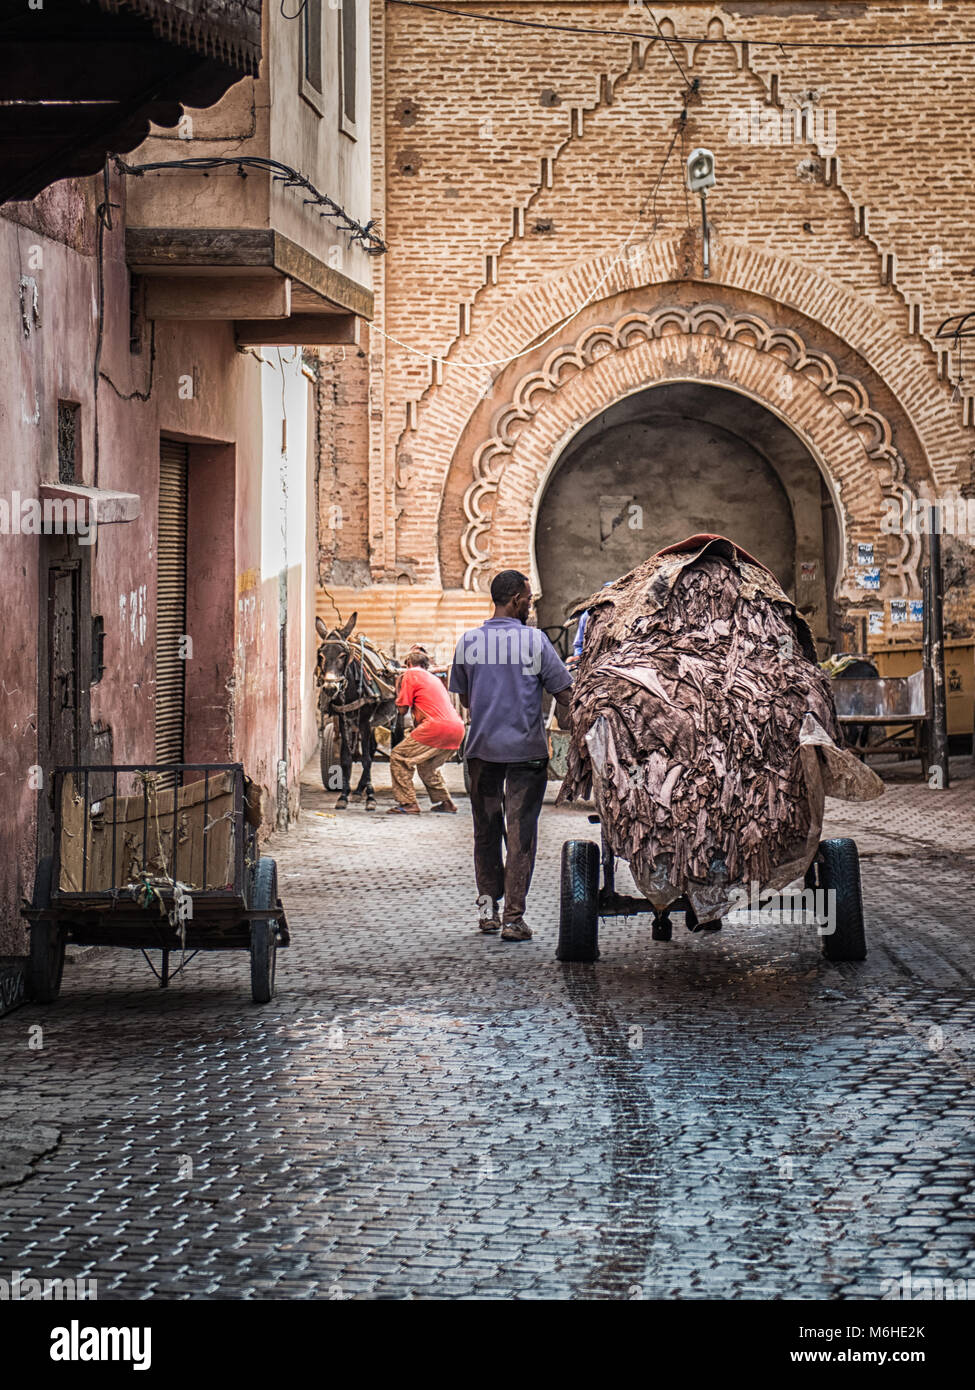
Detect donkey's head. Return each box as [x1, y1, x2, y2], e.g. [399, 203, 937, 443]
[315, 612, 357, 696]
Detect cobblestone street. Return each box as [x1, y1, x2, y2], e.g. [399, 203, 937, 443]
[2, 760, 974, 1301]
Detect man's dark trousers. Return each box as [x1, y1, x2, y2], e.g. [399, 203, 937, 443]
[466, 757, 548, 923]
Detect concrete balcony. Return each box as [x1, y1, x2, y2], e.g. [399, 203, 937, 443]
[121, 0, 375, 345]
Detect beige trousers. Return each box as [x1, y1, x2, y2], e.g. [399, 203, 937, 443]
[390, 733, 454, 806]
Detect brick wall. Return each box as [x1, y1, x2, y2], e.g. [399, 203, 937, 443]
[318, 0, 975, 658]
[317, 331, 372, 588]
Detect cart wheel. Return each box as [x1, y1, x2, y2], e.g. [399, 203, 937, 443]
[652, 912, 673, 942]
[557, 840, 600, 962]
[813, 838, 867, 962]
[27, 856, 66, 1003]
[320, 721, 340, 792]
[250, 857, 278, 1004]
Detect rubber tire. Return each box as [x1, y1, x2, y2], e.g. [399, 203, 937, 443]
[250, 857, 278, 1004]
[320, 721, 340, 792]
[814, 838, 867, 962]
[28, 856, 65, 1003]
[557, 840, 600, 962]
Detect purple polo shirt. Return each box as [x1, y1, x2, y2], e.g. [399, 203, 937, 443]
[449, 618, 572, 763]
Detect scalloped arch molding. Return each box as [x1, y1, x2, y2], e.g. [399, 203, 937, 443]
[453, 300, 926, 598]
[413, 238, 961, 594]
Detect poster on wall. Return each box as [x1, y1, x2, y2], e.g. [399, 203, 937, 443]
[868, 610, 885, 635]
[857, 567, 881, 590]
[890, 599, 909, 624]
[857, 542, 875, 565]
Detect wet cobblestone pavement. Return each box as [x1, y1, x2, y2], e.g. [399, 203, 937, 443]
[1, 758, 974, 1300]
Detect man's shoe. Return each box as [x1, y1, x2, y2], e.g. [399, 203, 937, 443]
[477, 894, 501, 933]
[430, 799, 458, 814]
[501, 919, 533, 942]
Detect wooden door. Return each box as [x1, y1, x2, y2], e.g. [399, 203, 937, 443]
[47, 560, 80, 770]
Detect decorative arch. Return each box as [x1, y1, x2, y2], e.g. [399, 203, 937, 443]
[451, 302, 927, 600]
[418, 239, 961, 495]
[408, 239, 964, 591]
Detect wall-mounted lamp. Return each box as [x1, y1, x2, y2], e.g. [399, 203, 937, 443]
[686, 148, 715, 278]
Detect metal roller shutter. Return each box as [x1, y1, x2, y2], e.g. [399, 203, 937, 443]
[155, 438, 188, 764]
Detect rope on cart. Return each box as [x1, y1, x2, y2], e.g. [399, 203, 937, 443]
[133, 770, 195, 980]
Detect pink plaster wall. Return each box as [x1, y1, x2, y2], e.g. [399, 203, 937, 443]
[0, 170, 311, 953]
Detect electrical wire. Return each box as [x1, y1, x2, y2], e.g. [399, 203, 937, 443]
[99, 323, 157, 402]
[387, 1, 975, 51]
[374, 4, 975, 376]
[92, 160, 121, 486]
[113, 154, 386, 255]
[679, 115, 692, 233]
[646, 5, 693, 91]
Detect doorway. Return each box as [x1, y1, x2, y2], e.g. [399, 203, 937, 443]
[36, 537, 92, 861]
[533, 382, 840, 656]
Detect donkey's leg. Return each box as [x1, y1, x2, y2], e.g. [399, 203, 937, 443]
[361, 717, 378, 810]
[335, 718, 352, 809]
[350, 716, 367, 801]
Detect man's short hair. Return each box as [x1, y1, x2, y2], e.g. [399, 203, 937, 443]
[490, 569, 530, 607]
[404, 648, 430, 669]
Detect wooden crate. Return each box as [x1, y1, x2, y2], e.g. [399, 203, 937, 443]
[59, 771, 237, 894]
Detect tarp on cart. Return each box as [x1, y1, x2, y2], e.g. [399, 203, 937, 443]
[557, 536, 884, 921]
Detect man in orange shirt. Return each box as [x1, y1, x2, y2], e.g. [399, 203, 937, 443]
[388, 647, 465, 815]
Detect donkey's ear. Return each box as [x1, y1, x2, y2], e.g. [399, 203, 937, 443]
[315, 617, 329, 639]
[339, 611, 357, 640]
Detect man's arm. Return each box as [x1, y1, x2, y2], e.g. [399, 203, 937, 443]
[447, 635, 469, 711]
[537, 632, 573, 728]
[394, 669, 412, 710]
[538, 632, 572, 695]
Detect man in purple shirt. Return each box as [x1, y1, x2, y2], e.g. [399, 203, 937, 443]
[450, 570, 572, 941]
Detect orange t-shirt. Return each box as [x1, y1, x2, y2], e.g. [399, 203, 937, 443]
[397, 667, 465, 750]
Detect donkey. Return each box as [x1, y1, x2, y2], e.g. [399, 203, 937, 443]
[315, 613, 399, 810]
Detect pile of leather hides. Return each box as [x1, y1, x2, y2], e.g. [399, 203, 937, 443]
[557, 536, 884, 922]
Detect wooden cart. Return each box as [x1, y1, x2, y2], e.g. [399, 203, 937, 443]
[22, 763, 289, 1005]
[832, 668, 931, 771]
[556, 816, 867, 964]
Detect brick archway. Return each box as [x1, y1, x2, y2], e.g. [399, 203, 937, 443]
[440, 298, 930, 603]
[417, 238, 960, 491]
[414, 241, 960, 592]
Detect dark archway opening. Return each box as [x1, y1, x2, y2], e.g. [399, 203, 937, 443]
[534, 382, 840, 656]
